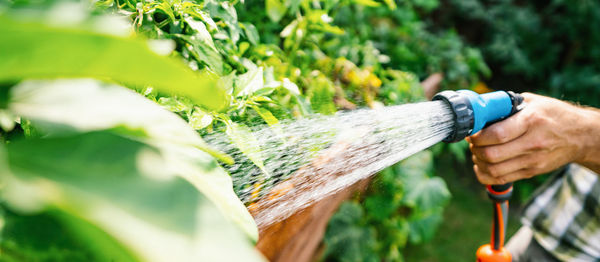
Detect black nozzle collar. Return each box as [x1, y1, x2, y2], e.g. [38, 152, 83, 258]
[507, 91, 524, 115]
[433, 91, 474, 143]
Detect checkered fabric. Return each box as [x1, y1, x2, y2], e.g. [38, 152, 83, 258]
[522, 164, 600, 261]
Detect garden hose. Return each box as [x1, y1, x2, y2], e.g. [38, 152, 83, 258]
[433, 90, 525, 262]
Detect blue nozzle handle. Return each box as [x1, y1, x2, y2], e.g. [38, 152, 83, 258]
[457, 90, 513, 135]
[433, 90, 524, 142]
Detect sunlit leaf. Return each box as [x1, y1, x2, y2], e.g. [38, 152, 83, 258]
[242, 22, 260, 45]
[0, 14, 226, 110]
[0, 110, 16, 132]
[351, 0, 381, 7]
[8, 79, 220, 159]
[235, 67, 265, 97]
[252, 106, 279, 126]
[188, 108, 214, 129]
[280, 19, 299, 38]
[157, 97, 191, 113]
[282, 78, 300, 95]
[225, 121, 269, 178]
[266, 0, 287, 22]
[0, 132, 264, 261]
[383, 0, 397, 9]
[174, 29, 225, 75]
[6, 79, 261, 240]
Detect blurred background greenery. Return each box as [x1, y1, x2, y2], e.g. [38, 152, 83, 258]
[1, 0, 598, 261]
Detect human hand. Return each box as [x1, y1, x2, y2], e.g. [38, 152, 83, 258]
[467, 92, 597, 185]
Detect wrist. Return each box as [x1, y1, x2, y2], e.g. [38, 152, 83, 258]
[574, 106, 600, 169]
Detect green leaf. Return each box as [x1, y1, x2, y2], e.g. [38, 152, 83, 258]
[174, 34, 225, 76]
[204, 0, 238, 26]
[402, 177, 451, 211]
[157, 97, 191, 113]
[323, 202, 380, 262]
[1, 209, 136, 262]
[242, 22, 260, 45]
[282, 78, 301, 95]
[188, 108, 214, 129]
[225, 121, 269, 178]
[252, 106, 279, 126]
[352, 0, 381, 7]
[280, 19, 299, 38]
[266, 0, 287, 22]
[0, 110, 16, 132]
[8, 79, 227, 161]
[383, 0, 397, 9]
[364, 195, 398, 220]
[235, 67, 266, 97]
[6, 80, 262, 240]
[408, 212, 444, 244]
[2, 132, 196, 260]
[0, 14, 226, 110]
[1, 132, 264, 261]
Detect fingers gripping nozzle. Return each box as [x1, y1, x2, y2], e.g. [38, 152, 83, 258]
[433, 90, 524, 143]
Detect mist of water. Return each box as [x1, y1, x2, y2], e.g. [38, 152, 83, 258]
[204, 100, 455, 228]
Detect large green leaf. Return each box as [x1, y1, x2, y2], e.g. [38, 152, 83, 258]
[6, 79, 257, 240]
[8, 79, 231, 164]
[0, 14, 226, 110]
[0, 132, 265, 261]
[402, 177, 450, 211]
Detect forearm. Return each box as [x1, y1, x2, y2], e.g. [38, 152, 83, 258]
[575, 106, 600, 174]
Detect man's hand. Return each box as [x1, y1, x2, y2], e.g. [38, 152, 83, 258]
[467, 93, 600, 185]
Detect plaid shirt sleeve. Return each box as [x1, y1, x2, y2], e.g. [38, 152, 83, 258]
[522, 164, 600, 262]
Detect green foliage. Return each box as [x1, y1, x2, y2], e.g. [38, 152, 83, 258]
[104, 0, 477, 261]
[0, 3, 263, 261]
[7, 79, 255, 237]
[323, 151, 451, 262]
[1, 129, 263, 261]
[1, 209, 132, 261]
[1, 0, 490, 260]
[317, 1, 490, 88]
[104, 0, 479, 207]
[323, 202, 379, 262]
[444, 0, 600, 106]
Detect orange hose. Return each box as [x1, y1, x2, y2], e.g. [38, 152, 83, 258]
[496, 202, 504, 248]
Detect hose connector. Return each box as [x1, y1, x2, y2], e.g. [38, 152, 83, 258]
[432, 90, 474, 142]
[433, 90, 524, 143]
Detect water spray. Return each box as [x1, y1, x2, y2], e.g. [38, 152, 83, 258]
[207, 88, 524, 261]
[433, 90, 524, 262]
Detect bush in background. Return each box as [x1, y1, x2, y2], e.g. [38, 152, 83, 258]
[439, 0, 600, 107]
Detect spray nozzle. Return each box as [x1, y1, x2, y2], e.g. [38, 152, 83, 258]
[433, 90, 524, 143]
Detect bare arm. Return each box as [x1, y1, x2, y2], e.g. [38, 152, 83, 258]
[576, 105, 600, 173]
[467, 92, 600, 185]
